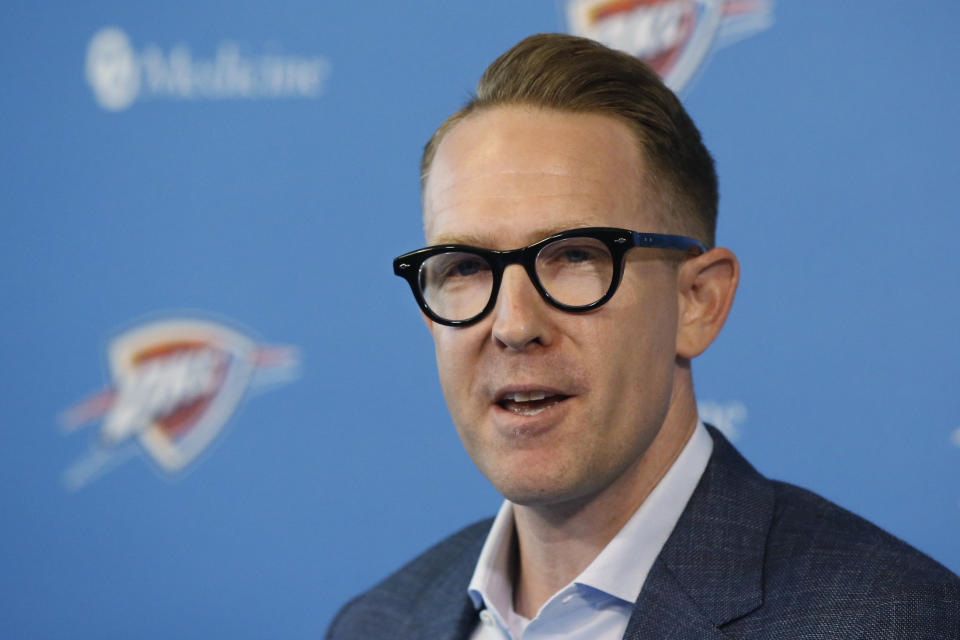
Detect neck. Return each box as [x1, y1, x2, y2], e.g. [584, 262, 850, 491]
[510, 367, 698, 618]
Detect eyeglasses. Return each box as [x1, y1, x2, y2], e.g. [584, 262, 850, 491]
[393, 227, 705, 327]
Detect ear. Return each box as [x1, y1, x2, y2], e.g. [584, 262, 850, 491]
[676, 247, 739, 359]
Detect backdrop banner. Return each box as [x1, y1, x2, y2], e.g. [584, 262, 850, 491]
[2, 2, 958, 637]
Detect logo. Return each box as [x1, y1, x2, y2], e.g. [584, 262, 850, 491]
[85, 27, 332, 112]
[698, 399, 747, 440]
[85, 28, 141, 111]
[566, 0, 773, 92]
[62, 318, 299, 489]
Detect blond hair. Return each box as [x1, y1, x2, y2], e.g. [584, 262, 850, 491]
[421, 33, 718, 248]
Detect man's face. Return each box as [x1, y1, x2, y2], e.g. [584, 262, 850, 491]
[423, 106, 684, 509]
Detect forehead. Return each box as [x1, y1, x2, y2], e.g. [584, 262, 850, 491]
[423, 106, 657, 247]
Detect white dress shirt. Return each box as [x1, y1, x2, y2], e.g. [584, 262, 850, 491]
[467, 421, 713, 640]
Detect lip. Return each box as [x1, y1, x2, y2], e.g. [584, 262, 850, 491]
[492, 384, 571, 404]
[490, 384, 574, 438]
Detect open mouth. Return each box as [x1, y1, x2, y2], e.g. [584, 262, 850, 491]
[497, 391, 569, 416]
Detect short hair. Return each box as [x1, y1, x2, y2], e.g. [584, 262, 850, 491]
[421, 33, 718, 249]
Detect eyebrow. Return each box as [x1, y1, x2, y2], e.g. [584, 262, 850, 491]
[429, 223, 596, 248]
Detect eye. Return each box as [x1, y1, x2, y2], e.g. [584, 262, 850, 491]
[420, 252, 492, 290]
[451, 257, 486, 276]
[561, 247, 595, 263]
[539, 239, 609, 267]
[438, 255, 488, 279]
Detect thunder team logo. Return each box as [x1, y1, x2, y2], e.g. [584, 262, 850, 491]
[61, 318, 299, 490]
[566, 0, 773, 92]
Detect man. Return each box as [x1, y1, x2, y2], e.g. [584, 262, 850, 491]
[328, 34, 959, 639]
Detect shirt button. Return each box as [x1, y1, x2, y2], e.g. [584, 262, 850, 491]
[480, 610, 496, 627]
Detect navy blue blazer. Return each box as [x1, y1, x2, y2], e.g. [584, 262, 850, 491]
[327, 427, 960, 639]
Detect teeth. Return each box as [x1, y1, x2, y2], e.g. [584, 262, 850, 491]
[507, 391, 549, 402]
[513, 406, 546, 417]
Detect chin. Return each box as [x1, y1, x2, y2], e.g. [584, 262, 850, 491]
[492, 474, 592, 509]
[488, 474, 554, 505]
[473, 447, 596, 507]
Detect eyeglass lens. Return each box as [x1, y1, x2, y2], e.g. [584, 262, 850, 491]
[418, 236, 615, 322]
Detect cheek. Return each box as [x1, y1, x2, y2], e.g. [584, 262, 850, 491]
[616, 275, 680, 348]
[432, 327, 479, 401]
[589, 291, 679, 390]
[433, 334, 459, 394]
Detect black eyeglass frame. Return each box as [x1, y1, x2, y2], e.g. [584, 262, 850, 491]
[393, 227, 706, 327]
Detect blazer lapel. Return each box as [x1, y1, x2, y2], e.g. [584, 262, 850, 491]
[411, 592, 477, 640]
[622, 559, 727, 639]
[402, 520, 490, 640]
[623, 427, 774, 639]
[408, 429, 773, 640]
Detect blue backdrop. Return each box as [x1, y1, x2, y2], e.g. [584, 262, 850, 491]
[2, 2, 958, 637]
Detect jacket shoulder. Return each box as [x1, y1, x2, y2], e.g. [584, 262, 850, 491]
[745, 480, 960, 637]
[686, 428, 959, 637]
[326, 518, 492, 639]
[767, 480, 957, 584]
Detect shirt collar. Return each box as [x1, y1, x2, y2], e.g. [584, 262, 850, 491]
[468, 420, 713, 614]
[468, 498, 515, 614]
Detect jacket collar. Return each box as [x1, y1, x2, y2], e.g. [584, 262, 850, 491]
[400, 519, 491, 640]
[624, 426, 773, 638]
[412, 426, 773, 640]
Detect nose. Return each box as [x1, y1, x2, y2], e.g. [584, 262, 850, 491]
[490, 265, 553, 351]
